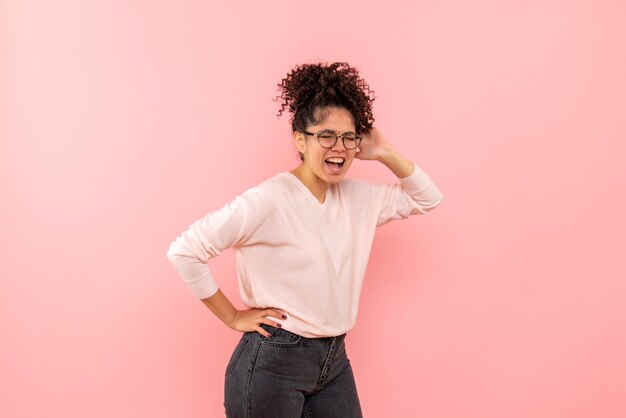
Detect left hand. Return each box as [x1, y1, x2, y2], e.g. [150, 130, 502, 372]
[355, 126, 393, 161]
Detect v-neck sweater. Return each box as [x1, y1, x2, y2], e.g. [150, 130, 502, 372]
[166, 163, 444, 338]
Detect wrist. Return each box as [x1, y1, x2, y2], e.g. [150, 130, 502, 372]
[376, 146, 397, 164]
[225, 309, 240, 329]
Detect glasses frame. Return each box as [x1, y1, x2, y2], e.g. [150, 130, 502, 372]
[302, 130, 362, 150]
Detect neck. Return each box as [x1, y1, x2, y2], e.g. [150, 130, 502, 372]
[289, 164, 329, 204]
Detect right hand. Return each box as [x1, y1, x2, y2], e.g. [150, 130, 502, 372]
[227, 307, 287, 338]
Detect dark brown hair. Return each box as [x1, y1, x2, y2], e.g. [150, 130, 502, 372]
[274, 62, 376, 160]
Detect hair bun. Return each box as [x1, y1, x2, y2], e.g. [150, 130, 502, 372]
[274, 62, 375, 136]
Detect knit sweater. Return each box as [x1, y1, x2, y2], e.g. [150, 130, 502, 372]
[166, 163, 443, 338]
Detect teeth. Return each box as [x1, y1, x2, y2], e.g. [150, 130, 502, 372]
[325, 158, 345, 163]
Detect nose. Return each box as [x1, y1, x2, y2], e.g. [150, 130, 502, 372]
[331, 135, 346, 151]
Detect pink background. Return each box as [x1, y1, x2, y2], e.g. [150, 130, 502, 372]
[2, 1, 625, 417]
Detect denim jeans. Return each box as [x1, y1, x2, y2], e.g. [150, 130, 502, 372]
[224, 323, 363, 418]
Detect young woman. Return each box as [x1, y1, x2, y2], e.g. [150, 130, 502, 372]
[166, 62, 444, 418]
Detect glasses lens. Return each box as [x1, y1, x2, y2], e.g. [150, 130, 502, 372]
[343, 134, 358, 149]
[318, 132, 337, 148]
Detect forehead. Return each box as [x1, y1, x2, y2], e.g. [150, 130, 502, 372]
[311, 107, 356, 131]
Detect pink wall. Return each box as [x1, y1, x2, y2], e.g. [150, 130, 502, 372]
[2, 1, 625, 417]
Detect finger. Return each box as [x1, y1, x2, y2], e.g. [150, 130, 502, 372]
[262, 308, 288, 320]
[260, 317, 282, 329]
[256, 326, 272, 339]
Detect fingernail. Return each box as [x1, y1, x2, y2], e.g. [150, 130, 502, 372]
[282, 315, 287, 319]
[277, 324, 282, 328]
[267, 334, 272, 338]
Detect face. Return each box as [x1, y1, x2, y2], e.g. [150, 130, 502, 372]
[294, 106, 358, 185]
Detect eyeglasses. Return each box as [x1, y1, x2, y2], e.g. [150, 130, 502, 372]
[302, 130, 362, 150]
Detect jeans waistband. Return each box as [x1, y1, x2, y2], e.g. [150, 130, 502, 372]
[259, 323, 346, 340]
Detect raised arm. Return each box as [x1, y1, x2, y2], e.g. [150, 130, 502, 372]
[356, 127, 416, 178]
[357, 126, 444, 226]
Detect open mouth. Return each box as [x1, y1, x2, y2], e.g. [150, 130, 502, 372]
[325, 157, 345, 172]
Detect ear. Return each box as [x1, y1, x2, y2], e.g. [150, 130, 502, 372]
[293, 131, 306, 154]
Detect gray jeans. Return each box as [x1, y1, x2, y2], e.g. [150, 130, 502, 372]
[224, 323, 363, 417]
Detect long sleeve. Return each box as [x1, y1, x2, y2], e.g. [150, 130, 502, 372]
[375, 162, 444, 227]
[165, 170, 442, 337]
[166, 194, 249, 299]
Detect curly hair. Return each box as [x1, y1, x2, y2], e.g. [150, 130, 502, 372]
[274, 62, 376, 160]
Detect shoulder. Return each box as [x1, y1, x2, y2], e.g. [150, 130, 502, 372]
[235, 172, 293, 215]
[241, 172, 293, 200]
[230, 173, 294, 237]
[340, 176, 370, 188]
[338, 175, 400, 206]
[338, 176, 375, 197]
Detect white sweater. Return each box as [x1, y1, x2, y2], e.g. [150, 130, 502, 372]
[167, 163, 443, 337]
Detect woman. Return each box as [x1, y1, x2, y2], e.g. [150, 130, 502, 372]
[166, 62, 444, 417]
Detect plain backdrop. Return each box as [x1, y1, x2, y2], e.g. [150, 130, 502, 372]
[1, 0, 625, 417]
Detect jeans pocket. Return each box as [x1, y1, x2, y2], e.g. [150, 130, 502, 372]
[225, 334, 249, 376]
[259, 324, 302, 348]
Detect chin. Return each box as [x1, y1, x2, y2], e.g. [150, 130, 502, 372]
[322, 166, 350, 183]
